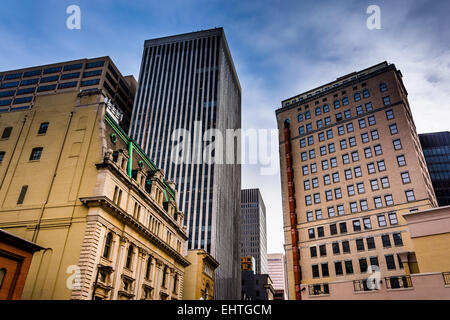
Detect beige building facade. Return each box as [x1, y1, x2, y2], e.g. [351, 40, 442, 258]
[183, 249, 219, 300]
[276, 62, 437, 299]
[0, 82, 189, 299]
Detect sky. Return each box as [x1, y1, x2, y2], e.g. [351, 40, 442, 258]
[1, 0, 449, 253]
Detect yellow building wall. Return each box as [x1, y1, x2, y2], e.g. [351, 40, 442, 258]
[412, 234, 450, 273]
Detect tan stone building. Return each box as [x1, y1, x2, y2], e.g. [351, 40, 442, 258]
[183, 249, 219, 300]
[0, 63, 189, 299]
[276, 62, 438, 299]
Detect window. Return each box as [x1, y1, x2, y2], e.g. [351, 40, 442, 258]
[405, 190, 415, 202]
[0, 151, 4, 164]
[336, 113, 343, 122]
[311, 163, 318, 174]
[316, 209, 323, 220]
[308, 136, 314, 145]
[385, 194, 394, 206]
[367, 237, 376, 250]
[334, 100, 341, 109]
[325, 116, 331, 125]
[393, 139, 402, 150]
[328, 143, 335, 153]
[350, 202, 358, 213]
[308, 228, 315, 239]
[337, 205, 345, 216]
[103, 232, 113, 259]
[314, 193, 321, 204]
[301, 152, 307, 162]
[360, 200, 368, 211]
[344, 110, 351, 119]
[354, 92, 361, 102]
[312, 178, 319, 188]
[304, 180, 311, 190]
[359, 258, 368, 273]
[389, 123, 398, 135]
[306, 123, 313, 133]
[353, 220, 361, 231]
[300, 138, 306, 148]
[380, 82, 387, 92]
[365, 102, 373, 112]
[371, 130, 379, 140]
[377, 160, 386, 171]
[302, 165, 309, 176]
[345, 260, 354, 274]
[44, 66, 62, 74]
[370, 257, 379, 267]
[324, 174, 331, 185]
[377, 215, 387, 227]
[393, 233, 403, 246]
[309, 149, 316, 159]
[374, 144, 382, 155]
[349, 136, 356, 147]
[381, 177, 390, 188]
[345, 169, 352, 180]
[356, 106, 363, 115]
[367, 162, 376, 174]
[385, 255, 396, 270]
[310, 247, 317, 258]
[326, 190, 333, 201]
[330, 224, 337, 235]
[38, 122, 49, 135]
[370, 179, 379, 191]
[386, 109, 394, 120]
[0, 268, 5, 289]
[334, 188, 342, 199]
[326, 129, 333, 139]
[339, 222, 347, 233]
[1, 127, 12, 139]
[338, 126, 345, 135]
[316, 119, 323, 129]
[356, 239, 365, 251]
[383, 96, 391, 106]
[322, 159, 329, 170]
[126, 245, 134, 269]
[328, 207, 335, 217]
[330, 157, 337, 168]
[332, 242, 340, 254]
[305, 195, 312, 206]
[374, 197, 383, 208]
[351, 151, 359, 162]
[323, 104, 330, 113]
[340, 139, 347, 150]
[335, 262, 343, 276]
[298, 113, 304, 122]
[363, 89, 370, 98]
[361, 133, 369, 143]
[342, 241, 350, 253]
[342, 97, 349, 106]
[348, 185, 355, 196]
[332, 172, 340, 183]
[354, 166, 362, 177]
[319, 244, 326, 256]
[397, 155, 406, 166]
[307, 211, 314, 222]
[342, 154, 350, 164]
[401, 172, 411, 184]
[368, 115, 376, 126]
[363, 218, 372, 230]
[17, 185, 28, 204]
[382, 234, 391, 248]
[29, 147, 43, 161]
[357, 182, 365, 194]
[359, 119, 366, 129]
[364, 147, 372, 158]
[389, 213, 398, 225]
[299, 126, 305, 135]
[318, 132, 325, 142]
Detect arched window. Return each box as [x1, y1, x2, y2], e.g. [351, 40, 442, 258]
[205, 283, 210, 300]
[126, 244, 134, 269]
[0, 268, 6, 289]
[162, 266, 168, 287]
[103, 232, 113, 259]
[173, 273, 178, 294]
[145, 256, 152, 279]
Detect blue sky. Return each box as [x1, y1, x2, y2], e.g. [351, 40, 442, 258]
[2, 0, 450, 253]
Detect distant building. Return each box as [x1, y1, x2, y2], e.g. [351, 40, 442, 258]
[419, 132, 450, 206]
[241, 271, 274, 300]
[183, 249, 219, 300]
[0, 229, 43, 299]
[241, 256, 256, 273]
[241, 189, 268, 274]
[267, 253, 289, 300]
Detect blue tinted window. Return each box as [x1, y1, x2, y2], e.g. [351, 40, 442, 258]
[354, 93, 361, 102]
[0, 99, 12, 106]
[43, 66, 62, 74]
[58, 81, 78, 89]
[83, 70, 102, 77]
[41, 75, 59, 83]
[61, 72, 80, 80]
[63, 63, 83, 71]
[86, 61, 105, 69]
[363, 89, 370, 98]
[37, 84, 57, 92]
[0, 90, 15, 97]
[1, 81, 19, 88]
[342, 97, 349, 106]
[305, 111, 311, 119]
[81, 79, 100, 87]
[298, 113, 304, 122]
[21, 78, 39, 86]
[4, 73, 22, 80]
[24, 70, 42, 77]
[17, 87, 35, 95]
[11, 106, 29, 111]
[323, 104, 330, 113]
[334, 100, 340, 109]
[13, 96, 32, 104]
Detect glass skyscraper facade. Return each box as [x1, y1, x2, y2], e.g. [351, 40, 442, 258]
[130, 28, 241, 299]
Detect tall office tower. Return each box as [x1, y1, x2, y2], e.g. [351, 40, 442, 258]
[419, 132, 450, 206]
[267, 253, 289, 300]
[0, 57, 136, 132]
[130, 28, 242, 299]
[276, 62, 438, 299]
[241, 189, 268, 274]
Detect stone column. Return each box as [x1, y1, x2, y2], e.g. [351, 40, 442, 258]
[111, 236, 127, 299]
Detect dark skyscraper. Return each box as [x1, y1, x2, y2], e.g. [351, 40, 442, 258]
[419, 132, 450, 206]
[130, 28, 241, 299]
[241, 189, 268, 275]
